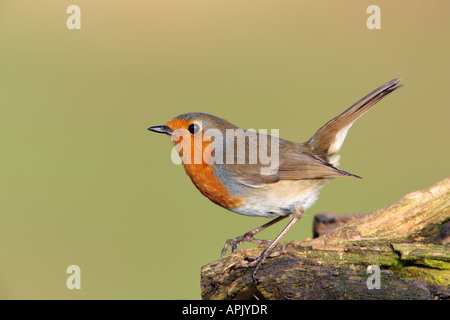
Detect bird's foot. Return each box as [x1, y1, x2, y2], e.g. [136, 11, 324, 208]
[221, 232, 271, 259]
[232, 242, 291, 281]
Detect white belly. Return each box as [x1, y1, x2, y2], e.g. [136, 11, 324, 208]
[230, 179, 330, 218]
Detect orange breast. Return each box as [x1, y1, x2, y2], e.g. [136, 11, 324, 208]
[183, 162, 243, 209]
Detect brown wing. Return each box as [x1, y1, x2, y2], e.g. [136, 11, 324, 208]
[223, 137, 359, 187]
[278, 151, 359, 179]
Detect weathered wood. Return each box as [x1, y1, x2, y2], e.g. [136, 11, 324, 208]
[201, 177, 450, 300]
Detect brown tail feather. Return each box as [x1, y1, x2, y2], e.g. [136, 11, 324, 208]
[308, 78, 403, 157]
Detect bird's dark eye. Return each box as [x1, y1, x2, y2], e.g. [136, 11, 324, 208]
[188, 123, 200, 134]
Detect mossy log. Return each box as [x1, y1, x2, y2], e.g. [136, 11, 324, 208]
[201, 177, 450, 300]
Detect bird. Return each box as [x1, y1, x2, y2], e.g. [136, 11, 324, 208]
[148, 78, 403, 279]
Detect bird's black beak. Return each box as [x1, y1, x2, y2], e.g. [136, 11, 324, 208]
[148, 125, 173, 135]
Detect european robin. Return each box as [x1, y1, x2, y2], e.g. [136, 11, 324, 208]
[148, 78, 403, 279]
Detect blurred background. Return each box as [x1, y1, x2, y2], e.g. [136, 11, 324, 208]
[0, 1, 449, 299]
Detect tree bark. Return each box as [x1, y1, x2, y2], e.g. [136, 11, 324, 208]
[201, 177, 450, 300]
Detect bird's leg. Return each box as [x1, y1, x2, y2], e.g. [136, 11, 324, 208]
[221, 216, 287, 258]
[233, 205, 304, 281]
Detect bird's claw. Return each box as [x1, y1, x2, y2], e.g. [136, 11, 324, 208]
[221, 232, 271, 258]
[231, 243, 292, 281]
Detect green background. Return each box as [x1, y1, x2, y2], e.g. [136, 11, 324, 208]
[1, 1, 449, 299]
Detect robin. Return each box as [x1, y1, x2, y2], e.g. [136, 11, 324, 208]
[148, 78, 403, 279]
